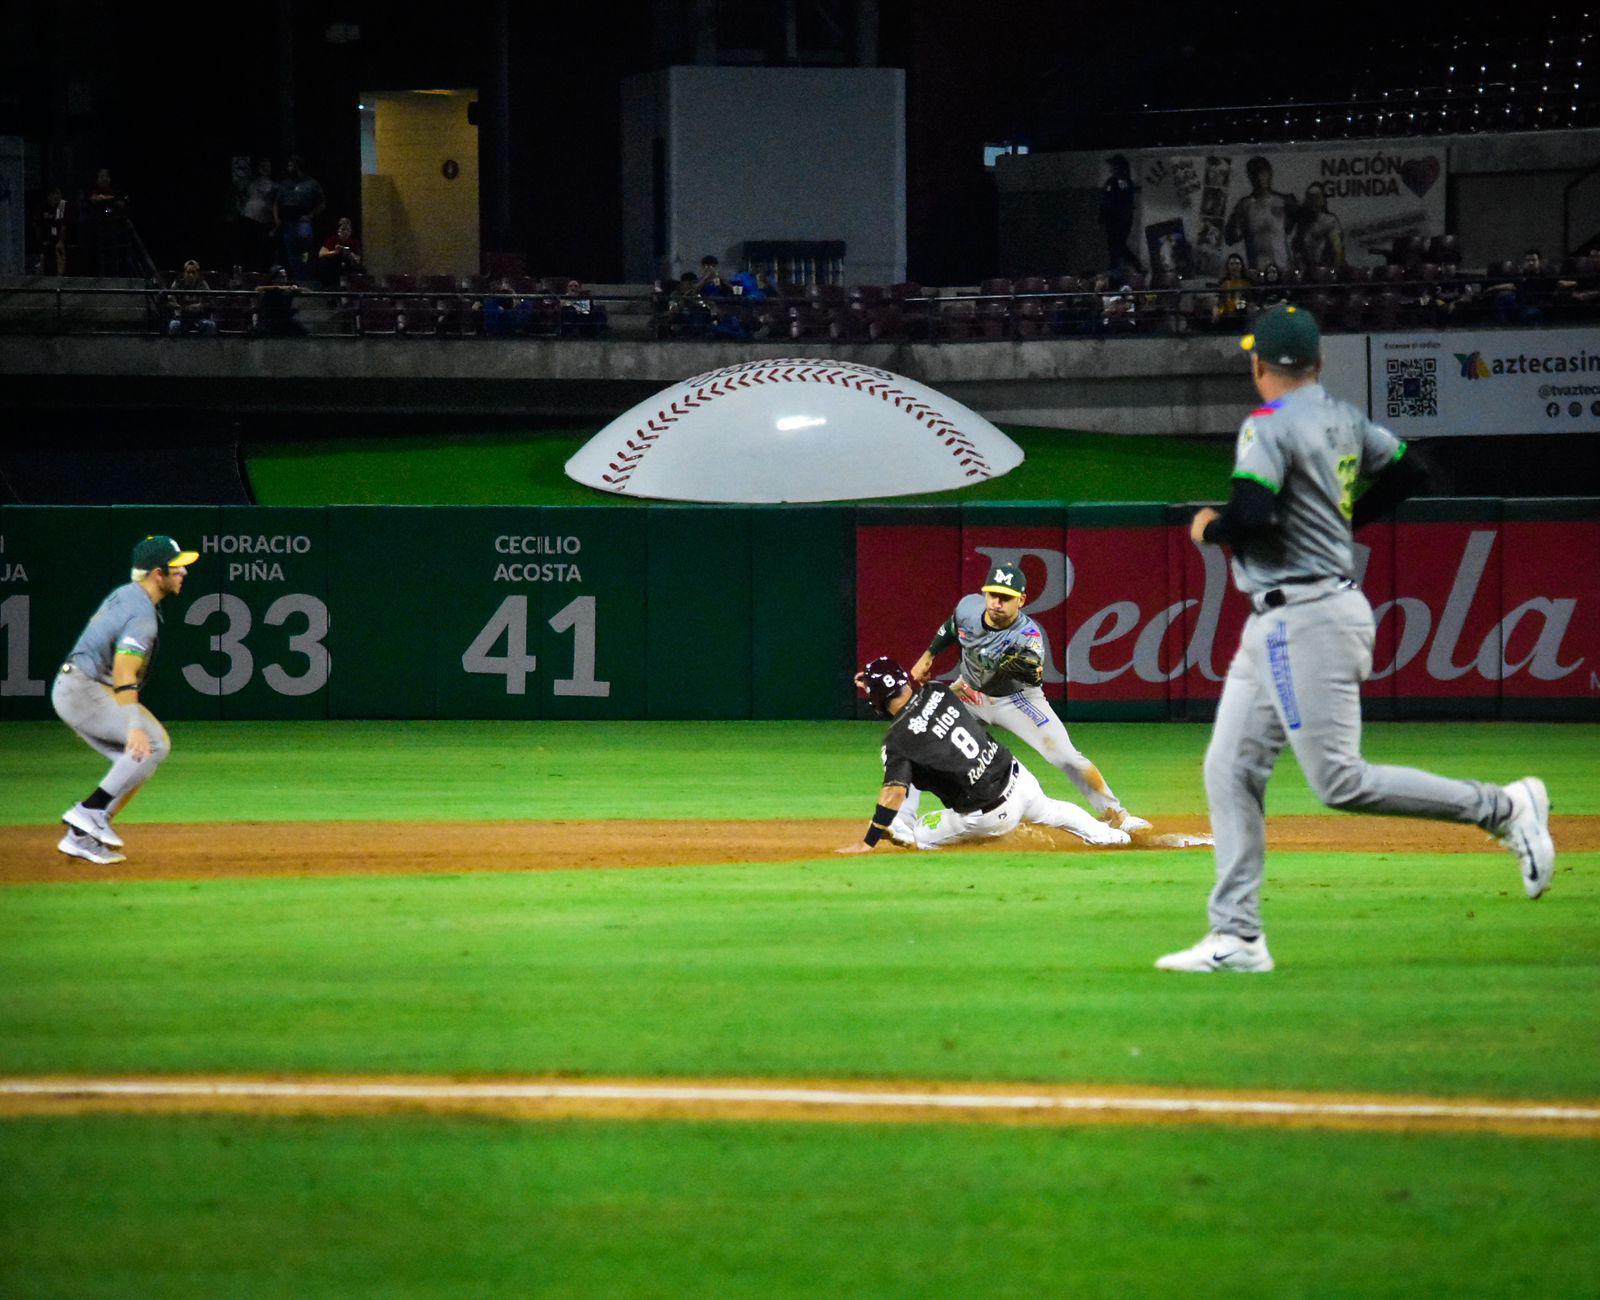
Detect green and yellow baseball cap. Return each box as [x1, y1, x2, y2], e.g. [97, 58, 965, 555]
[131, 534, 199, 570]
[1240, 303, 1321, 367]
[980, 562, 1026, 598]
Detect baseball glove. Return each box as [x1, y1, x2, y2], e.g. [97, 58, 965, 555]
[991, 645, 1044, 687]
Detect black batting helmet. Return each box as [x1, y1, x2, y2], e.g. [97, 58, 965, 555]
[858, 656, 911, 717]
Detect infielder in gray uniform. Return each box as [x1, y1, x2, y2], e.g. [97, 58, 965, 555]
[51, 534, 197, 865]
[905, 562, 1151, 838]
[1157, 304, 1555, 973]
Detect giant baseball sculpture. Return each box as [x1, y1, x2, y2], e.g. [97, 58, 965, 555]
[565, 358, 1024, 503]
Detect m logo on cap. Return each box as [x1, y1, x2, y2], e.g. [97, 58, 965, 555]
[981, 564, 1026, 597]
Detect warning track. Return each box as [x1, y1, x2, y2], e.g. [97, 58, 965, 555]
[2, 1075, 1596, 1138]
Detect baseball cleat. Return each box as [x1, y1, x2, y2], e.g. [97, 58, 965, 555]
[1079, 823, 1131, 847]
[57, 830, 126, 866]
[1496, 777, 1555, 899]
[62, 803, 123, 849]
[1102, 808, 1152, 832]
[1155, 931, 1274, 973]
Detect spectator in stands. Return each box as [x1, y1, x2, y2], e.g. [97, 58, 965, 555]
[482, 276, 535, 337]
[237, 157, 278, 271]
[88, 167, 135, 276]
[35, 186, 69, 276]
[558, 278, 608, 337]
[273, 155, 325, 282]
[1095, 273, 1136, 333]
[666, 271, 714, 338]
[1489, 249, 1559, 324]
[1224, 156, 1297, 270]
[1099, 154, 1144, 276]
[1260, 262, 1289, 305]
[254, 264, 306, 336]
[697, 255, 731, 298]
[165, 260, 216, 337]
[1292, 182, 1344, 270]
[1213, 252, 1250, 325]
[316, 216, 363, 288]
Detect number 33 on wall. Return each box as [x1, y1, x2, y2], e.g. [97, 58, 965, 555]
[462, 594, 610, 697]
[182, 593, 331, 696]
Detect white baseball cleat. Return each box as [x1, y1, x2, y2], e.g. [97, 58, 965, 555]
[1155, 931, 1274, 973]
[57, 830, 126, 866]
[1103, 808, 1152, 832]
[1496, 777, 1555, 899]
[62, 803, 123, 849]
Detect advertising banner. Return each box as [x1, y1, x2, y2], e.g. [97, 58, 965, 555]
[854, 507, 1600, 720]
[1371, 328, 1600, 436]
[1136, 143, 1446, 277]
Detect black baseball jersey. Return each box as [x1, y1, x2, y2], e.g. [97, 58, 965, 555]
[882, 683, 1013, 815]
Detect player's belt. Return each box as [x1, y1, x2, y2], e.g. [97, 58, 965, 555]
[974, 760, 1021, 815]
[1253, 575, 1356, 613]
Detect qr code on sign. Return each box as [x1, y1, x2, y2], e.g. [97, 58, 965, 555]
[1385, 357, 1437, 417]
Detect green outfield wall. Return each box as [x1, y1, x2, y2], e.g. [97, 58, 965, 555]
[1, 501, 1596, 722]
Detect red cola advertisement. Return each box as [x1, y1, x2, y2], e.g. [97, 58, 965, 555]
[854, 505, 1600, 719]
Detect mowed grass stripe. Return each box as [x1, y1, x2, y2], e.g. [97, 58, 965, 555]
[5, 1116, 1596, 1298]
[3, 852, 1595, 1095]
[4, 1076, 1599, 1137]
[2, 719, 1595, 824]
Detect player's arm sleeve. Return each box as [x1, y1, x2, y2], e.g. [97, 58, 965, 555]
[1201, 415, 1285, 545]
[113, 610, 157, 661]
[1201, 475, 1280, 546]
[1351, 438, 1435, 530]
[925, 613, 959, 657]
[882, 738, 914, 791]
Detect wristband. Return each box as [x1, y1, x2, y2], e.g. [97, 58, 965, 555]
[863, 801, 897, 846]
[112, 684, 138, 694]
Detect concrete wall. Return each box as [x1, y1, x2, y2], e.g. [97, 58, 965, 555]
[0, 330, 1378, 435]
[621, 66, 906, 285]
[365, 90, 480, 278]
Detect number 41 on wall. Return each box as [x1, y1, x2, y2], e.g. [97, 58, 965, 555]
[462, 595, 610, 697]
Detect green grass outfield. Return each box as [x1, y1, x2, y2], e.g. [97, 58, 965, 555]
[1, 719, 1595, 1296]
[3, 1118, 1595, 1299]
[244, 425, 1233, 506]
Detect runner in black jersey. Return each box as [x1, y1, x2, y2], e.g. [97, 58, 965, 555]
[838, 658, 1129, 854]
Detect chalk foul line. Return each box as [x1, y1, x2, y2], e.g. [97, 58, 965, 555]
[1, 1077, 1596, 1137]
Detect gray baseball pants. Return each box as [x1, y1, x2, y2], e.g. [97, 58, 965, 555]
[1205, 587, 1508, 937]
[51, 666, 172, 808]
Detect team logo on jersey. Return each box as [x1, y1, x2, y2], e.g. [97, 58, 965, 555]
[907, 715, 928, 734]
[1237, 421, 1256, 456]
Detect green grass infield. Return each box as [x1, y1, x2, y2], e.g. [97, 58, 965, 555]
[3, 1117, 1596, 1299]
[2, 719, 1595, 825]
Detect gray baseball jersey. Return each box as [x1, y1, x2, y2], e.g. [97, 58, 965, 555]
[66, 583, 161, 686]
[1229, 383, 1402, 595]
[927, 593, 1045, 696]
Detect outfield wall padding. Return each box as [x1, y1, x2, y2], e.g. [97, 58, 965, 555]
[1, 501, 1596, 722]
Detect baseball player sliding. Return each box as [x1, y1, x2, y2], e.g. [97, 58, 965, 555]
[838, 657, 1129, 853]
[51, 534, 197, 865]
[909, 563, 1150, 832]
[1158, 304, 1555, 974]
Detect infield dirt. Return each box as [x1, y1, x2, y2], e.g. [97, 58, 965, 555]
[2, 815, 1594, 885]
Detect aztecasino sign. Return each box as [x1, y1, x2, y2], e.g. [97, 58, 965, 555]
[856, 511, 1600, 717]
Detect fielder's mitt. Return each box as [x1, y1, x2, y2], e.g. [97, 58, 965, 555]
[990, 645, 1044, 687]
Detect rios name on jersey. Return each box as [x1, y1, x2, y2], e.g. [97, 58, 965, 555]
[882, 682, 1012, 815]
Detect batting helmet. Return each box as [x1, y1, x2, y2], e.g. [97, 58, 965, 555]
[858, 656, 912, 717]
